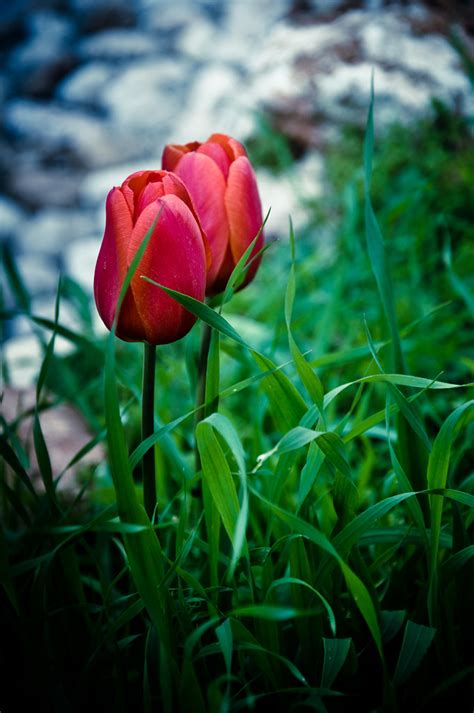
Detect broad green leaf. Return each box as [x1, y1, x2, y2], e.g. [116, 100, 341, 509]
[380, 610, 406, 644]
[393, 620, 436, 687]
[321, 638, 351, 689]
[196, 420, 241, 553]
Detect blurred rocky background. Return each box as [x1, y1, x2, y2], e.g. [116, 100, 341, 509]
[1, 0, 473, 386]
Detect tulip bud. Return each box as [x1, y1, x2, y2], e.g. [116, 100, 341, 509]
[162, 133, 264, 295]
[94, 170, 209, 344]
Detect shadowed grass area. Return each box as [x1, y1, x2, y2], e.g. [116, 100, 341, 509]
[1, 96, 473, 712]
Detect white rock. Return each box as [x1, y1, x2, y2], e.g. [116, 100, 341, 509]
[18, 209, 96, 256]
[176, 15, 218, 61]
[78, 29, 157, 61]
[100, 58, 190, 134]
[172, 64, 244, 144]
[31, 297, 81, 356]
[4, 100, 125, 168]
[57, 62, 114, 107]
[0, 195, 24, 241]
[244, 5, 473, 139]
[63, 238, 103, 291]
[4, 335, 43, 389]
[15, 253, 60, 296]
[256, 170, 305, 239]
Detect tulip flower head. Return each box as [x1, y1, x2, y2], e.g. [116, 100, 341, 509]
[94, 170, 209, 344]
[162, 133, 264, 294]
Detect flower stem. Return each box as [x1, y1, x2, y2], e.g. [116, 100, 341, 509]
[196, 323, 212, 421]
[142, 342, 157, 520]
[194, 322, 212, 478]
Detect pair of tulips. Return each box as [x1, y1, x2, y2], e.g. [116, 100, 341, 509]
[94, 134, 264, 344]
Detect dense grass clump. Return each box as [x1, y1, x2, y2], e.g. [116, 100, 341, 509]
[1, 96, 473, 712]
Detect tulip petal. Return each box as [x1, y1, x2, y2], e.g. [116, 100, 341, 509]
[208, 133, 247, 161]
[197, 142, 232, 179]
[225, 156, 264, 286]
[136, 179, 165, 215]
[127, 195, 207, 344]
[174, 152, 230, 289]
[162, 142, 200, 172]
[161, 171, 213, 271]
[94, 187, 137, 332]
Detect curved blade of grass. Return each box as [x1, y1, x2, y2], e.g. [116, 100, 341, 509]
[265, 576, 336, 636]
[324, 373, 467, 410]
[197, 427, 239, 554]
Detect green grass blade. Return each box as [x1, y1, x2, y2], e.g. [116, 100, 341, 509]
[196, 420, 241, 553]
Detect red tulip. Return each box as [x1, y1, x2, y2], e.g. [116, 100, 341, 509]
[94, 170, 209, 344]
[162, 133, 264, 294]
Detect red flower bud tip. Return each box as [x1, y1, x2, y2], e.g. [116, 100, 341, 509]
[162, 133, 264, 295]
[94, 170, 210, 345]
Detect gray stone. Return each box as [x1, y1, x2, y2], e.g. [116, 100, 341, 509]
[99, 59, 190, 135]
[0, 195, 25, 241]
[8, 163, 82, 210]
[78, 29, 157, 62]
[18, 209, 97, 257]
[173, 64, 244, 144]
[3, 335, 43, 389]
[4, 100, 130, 168]
[57, 62, 114, 108]
[15, 253, 63, 297]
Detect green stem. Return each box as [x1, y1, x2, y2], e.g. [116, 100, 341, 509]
[194, 322, 212, 480]
[196, 323, 212, 423]
[142, 342, 157, 520]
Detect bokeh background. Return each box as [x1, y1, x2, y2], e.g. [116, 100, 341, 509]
[1, 0, 473, 389]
